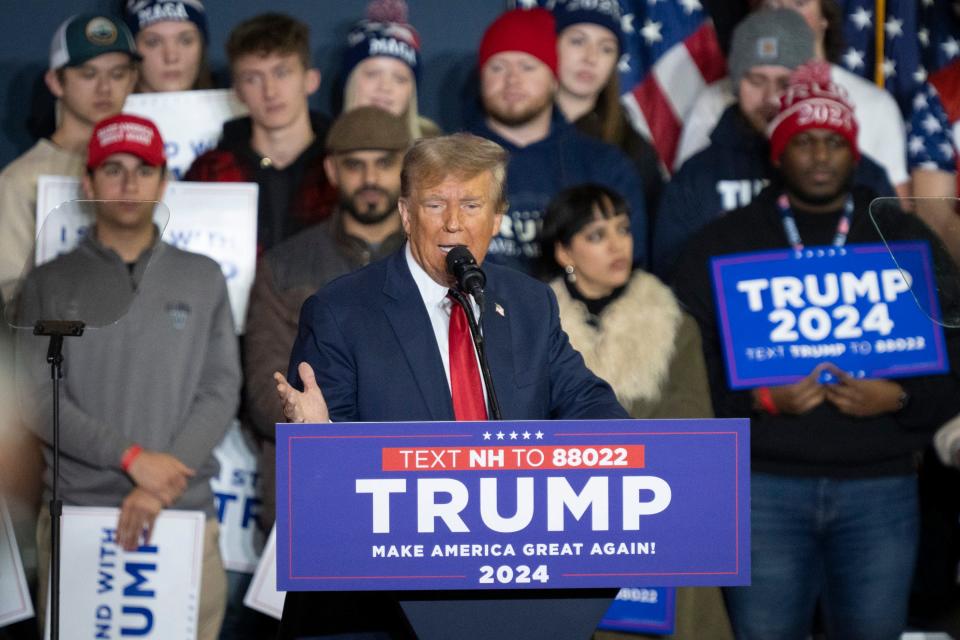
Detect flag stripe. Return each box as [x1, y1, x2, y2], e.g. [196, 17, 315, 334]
[653, 41, 708, 121]
[685, 22, 727, 85]
[632, 76, 682, 170]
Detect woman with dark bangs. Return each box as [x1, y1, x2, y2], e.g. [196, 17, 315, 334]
[541, 183, 732, 640]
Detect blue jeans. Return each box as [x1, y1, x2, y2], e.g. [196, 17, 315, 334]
[724, 473, 919, 640]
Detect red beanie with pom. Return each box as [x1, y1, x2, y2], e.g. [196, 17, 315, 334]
[768, 61, 860, 163]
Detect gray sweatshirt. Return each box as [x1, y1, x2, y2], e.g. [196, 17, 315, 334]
[16, 234, 240, 516]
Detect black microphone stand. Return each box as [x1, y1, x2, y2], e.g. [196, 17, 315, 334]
[33, 319, 84, 640]
[448, 288, 502, 420]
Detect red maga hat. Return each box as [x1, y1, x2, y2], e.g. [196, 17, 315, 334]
[87, 114, 166, 170]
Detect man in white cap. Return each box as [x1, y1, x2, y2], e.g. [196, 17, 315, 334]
[0, 13, 139, 304]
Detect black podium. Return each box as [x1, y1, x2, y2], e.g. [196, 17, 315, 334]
[400, 590, 614, 639]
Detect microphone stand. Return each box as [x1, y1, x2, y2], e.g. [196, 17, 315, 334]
[448, 289, 502, 420]
[33, 319, 85, 640]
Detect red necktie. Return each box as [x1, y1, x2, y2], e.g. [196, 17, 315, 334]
[447, 294, 488, 421]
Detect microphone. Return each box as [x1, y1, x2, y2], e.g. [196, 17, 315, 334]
[446, 245, 486, 308]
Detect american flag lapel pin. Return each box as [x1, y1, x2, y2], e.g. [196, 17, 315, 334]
[495, 303, 505, 317]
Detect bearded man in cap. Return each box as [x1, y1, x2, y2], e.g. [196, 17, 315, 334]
[244, 106, 410, 530]
[17, 113, 239, 640]
[672, 61, 960, 639]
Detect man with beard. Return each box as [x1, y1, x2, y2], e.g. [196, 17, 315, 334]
[652, 8, 896, 279]
[468, 7, 648, 274]
[243, 106, 409, 528]
[672, 61, 960, 639]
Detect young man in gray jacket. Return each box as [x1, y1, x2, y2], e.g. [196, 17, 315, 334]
[17, 113, 240, 640]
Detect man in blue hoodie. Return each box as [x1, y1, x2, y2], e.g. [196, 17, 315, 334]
[470, 7, 648, 274]
[651, 9, 894, 279]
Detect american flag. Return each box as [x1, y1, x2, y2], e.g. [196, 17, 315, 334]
[839, 0, 960, 109]
[617, 0, 726, 172]
[512, 0, 725, 172]
[906, 82, 955, 173]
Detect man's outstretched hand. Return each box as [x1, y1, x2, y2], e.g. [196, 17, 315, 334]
[274, 362, 330, 423]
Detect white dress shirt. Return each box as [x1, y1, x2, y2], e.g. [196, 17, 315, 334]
[404, 243, 485, 399]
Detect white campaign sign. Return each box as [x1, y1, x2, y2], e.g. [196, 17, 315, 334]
[0, 501, 34, 627]
[243, 526, 284, 620]
[211, 421, 265, 573]
[35, 175, 258, 333]
[123, 89, 248, 180]
[47, 506, 204, 640]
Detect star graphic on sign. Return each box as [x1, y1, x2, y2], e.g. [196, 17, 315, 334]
[482, 431, 492, 440]
[919, 28, 930, 47]
[943, 37, 960, 59]
[522, 431, 531, 440]
[914, 66, 928, 83]
[884, 17, 903, 38]
[509, 431, 518, 440]
[914, 91, 929, 111]
[882, 58, 896, 78]
[940, 142, 956, 159]
[535, 430, 544, 440]
[496, 431, 505, 440]
[923, 113, 943, 135]
[908, 135, 926, 156]
[842, 47, 865, 70]
[849, 7, 872, 31]
[640, 19, 663, 45]
[621, 13, 635, 34]
[678, 0, 703, 15]
[618, 53, 632, 73]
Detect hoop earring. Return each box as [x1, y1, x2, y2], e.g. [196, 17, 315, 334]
[564, 264, 576, 283]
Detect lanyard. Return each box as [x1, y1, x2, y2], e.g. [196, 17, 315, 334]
[777, 194, 854, 252]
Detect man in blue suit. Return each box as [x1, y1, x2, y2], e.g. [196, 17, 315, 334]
[274, 133, 626, 638]
[278, 132, 625, 424]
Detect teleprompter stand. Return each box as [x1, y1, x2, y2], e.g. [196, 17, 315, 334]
[34, 320, 85, 640]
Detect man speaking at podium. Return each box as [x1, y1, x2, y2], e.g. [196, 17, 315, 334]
[275, 133, 627, 638]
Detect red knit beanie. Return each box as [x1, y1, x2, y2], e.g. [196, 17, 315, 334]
[767, 61, 859, 163]
[479, 8, 558, 77]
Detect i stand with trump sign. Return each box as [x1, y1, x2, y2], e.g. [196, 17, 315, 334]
[710, 242, 949, 388]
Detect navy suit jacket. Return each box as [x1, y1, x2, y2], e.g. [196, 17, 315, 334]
[287, 247, 627, 422]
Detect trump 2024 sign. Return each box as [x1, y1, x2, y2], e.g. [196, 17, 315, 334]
[711, 242, 948, 389]
[276, 418, 749, 591]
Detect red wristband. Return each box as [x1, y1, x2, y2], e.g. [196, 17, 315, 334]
[757, 387, 779, 415]
[121, 444, 143, 472]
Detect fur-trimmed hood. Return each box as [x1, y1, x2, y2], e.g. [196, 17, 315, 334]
[551, 271, 683, 404]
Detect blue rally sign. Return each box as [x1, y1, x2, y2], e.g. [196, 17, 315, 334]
[711, 242, 948, 389]
[275, 418, 749, 591]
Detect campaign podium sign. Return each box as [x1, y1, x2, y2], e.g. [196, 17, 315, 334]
[711, 243, 948, 389]
[276, 418, 749, 592]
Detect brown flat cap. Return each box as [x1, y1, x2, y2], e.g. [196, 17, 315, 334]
[325, 106, 411, 153]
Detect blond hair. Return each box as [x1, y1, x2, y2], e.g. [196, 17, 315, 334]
[343, 64, 423, 139]
[401, 134, 509, 209]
